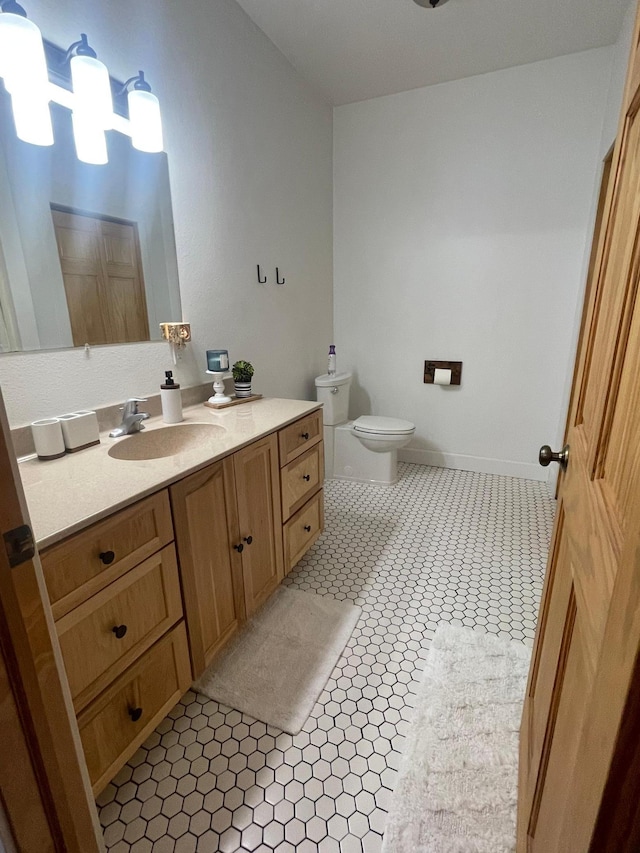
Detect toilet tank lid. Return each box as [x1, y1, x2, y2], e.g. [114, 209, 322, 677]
[353, 415, 415, 435]
[315, 371, 352, 387]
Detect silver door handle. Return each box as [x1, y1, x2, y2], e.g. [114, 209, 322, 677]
[539, 444, 569, 471]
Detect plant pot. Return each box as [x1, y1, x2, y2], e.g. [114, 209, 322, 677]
[234, 381, 252, 398]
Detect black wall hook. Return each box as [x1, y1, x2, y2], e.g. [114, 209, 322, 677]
[276, 267, 285, 285]
[257, 265, 267, 284]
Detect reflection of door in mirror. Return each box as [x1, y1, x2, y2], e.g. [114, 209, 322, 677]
[51, 206, 150, 347]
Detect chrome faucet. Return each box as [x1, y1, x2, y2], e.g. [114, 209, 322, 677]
[109, 398, 150, 437]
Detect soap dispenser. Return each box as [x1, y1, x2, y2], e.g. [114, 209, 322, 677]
[161, 371, 183, 424]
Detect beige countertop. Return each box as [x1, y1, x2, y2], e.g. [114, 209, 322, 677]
[19, 397, 321, 550]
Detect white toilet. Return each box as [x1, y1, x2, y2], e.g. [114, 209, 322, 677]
[315, 372, 415, 485]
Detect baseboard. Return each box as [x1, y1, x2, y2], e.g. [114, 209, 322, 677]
[398, 448, 549, 482]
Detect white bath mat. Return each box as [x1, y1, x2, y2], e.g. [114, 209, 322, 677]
[382, 622, 531, 853]
[194, 586, 360, 735]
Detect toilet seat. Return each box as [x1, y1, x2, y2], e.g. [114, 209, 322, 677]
[353, 415, 415, 436]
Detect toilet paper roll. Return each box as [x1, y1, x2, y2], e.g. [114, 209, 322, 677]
[31, 418, 66, 460]
[434, 368, 452, 385]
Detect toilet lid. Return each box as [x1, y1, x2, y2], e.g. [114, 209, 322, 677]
[353, 415, 415, 435]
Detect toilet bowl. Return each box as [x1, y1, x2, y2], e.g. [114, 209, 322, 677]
[315, 372, 415, 485]
[352, 415, 415, 453]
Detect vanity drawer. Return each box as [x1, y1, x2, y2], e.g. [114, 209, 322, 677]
[283, 489, 324, 573]
[56, 544, 183, 712]
[279, 410, 322, 467]
[42, 490, 174, 620]
[78, 622, 191, 795]
[281, 443, 323, 521]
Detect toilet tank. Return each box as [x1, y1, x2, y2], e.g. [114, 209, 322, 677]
[315, 372, 352, 425]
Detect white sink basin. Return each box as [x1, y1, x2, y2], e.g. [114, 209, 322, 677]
[108, 423, 225, 461]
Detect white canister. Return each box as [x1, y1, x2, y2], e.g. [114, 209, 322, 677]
[58, 411, 100, 451]
[31, 418, 66, 460]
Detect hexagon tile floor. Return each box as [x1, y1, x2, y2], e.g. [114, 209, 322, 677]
[98, 463, 556, 853]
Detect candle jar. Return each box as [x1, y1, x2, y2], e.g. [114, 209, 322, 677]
[206, 349, 229, 372]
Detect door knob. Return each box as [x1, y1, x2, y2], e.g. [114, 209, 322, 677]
[539, 444, 570, 471]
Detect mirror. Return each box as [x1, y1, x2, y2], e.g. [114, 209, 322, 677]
[0, 92, 181, 352]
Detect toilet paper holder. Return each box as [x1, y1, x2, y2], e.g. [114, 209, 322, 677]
[424, 360, 462, 385]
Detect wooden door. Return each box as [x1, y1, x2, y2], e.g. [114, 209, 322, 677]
[51, 207, 149, 346]
[233, 434, 284, 617]
[170, 458, 245, 678]
[0, 388, 103, 851]
[518, 3, 640, 849]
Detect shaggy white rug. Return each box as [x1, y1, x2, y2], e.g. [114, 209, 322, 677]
[382, 623, 531, 853]
[194, 587, 360, 735]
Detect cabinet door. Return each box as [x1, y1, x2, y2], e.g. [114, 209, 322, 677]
[233, 434, 284, 617]
[170, 458, 244, 677]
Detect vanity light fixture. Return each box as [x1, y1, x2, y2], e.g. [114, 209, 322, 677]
[122, 71, 163, 153]
[0, 3, 164, 163]
[0, 0, 53, 145]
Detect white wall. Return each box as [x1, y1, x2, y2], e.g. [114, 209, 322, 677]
[334, 48, 614, 480]
[0, 0, 333, 426]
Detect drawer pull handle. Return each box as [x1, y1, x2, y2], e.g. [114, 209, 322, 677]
[99, 550, 115, 565]
[112, 624, 128, 639]
[243, 536, 253, 545]
[304, 525, 312, 532]
[234, 543, 244, 553]
[303, 474, 311, 481]
[128, 707, 143, 722]
[301, 432, 310, 440]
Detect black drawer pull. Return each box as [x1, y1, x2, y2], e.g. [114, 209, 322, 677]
[301, 432, 309, 440]
[303, 474, 311, 481]
[128, 707, 143, 722]
[234, 543, 244, 553]
[304, 525, 312, 533]
[112, 624, 127, 639]
[99, 550, 115, 565]
[243, 536, 253, 545]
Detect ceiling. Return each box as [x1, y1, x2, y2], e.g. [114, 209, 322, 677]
[234, 0, 632, 106]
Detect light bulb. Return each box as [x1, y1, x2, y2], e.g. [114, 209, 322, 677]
[0, 10, 52, 145]
[71, 111, 107, 165]
[0, 11, 49, 95]
[128, 88, 163, 153]
[70, 53, 113, 128]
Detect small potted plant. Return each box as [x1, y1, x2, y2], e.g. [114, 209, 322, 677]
[232, 360, 254, 398]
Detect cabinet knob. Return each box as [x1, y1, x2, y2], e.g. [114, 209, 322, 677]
[112, 624, 128, 639]
[303, 474, 311, 481]
[234, 543, 244, 553]
[128, 707, 143, 722]
[99, 550, 115, 565]
[243, 536, 253, 545]
[304, 525, 312, 533]
[301, 432, 310, 440]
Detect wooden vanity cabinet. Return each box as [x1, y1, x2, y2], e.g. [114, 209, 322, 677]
[170, 433, 283, 679]
[38, 408, 321, 795]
